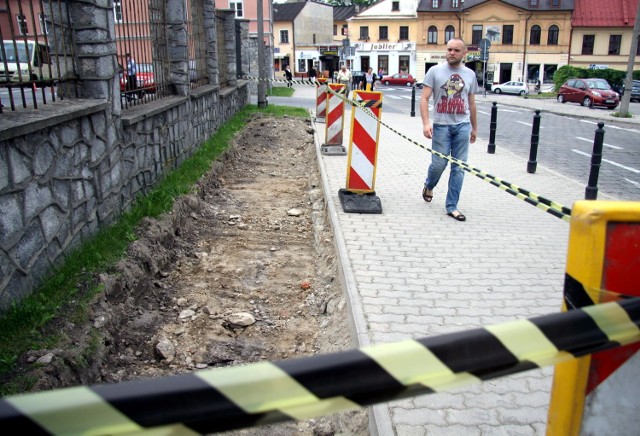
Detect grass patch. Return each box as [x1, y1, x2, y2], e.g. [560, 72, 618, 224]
[268, 86, 295, 97]
[0, 104, 308, 395]
[612, 111, 633, 118]
[525, 92, 556, 99]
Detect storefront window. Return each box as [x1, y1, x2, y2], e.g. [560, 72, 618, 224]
[378, 55, 388, 75]
[399, 55, 410, 73]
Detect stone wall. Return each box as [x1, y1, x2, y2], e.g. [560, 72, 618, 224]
[0, 0, 251, 312]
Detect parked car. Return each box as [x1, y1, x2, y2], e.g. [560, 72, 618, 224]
[490, 81, 528, 95]
[119, 63, 157, 94]
[630, 80, 640, 103]
[351, 71, 366, 89]
[380, 72, 416, 87]
[557, 78, 619, 109]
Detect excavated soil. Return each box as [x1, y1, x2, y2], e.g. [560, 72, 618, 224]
[11, 113, 368, 435]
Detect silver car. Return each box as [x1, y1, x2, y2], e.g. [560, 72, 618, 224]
[491, 81, 528, 95]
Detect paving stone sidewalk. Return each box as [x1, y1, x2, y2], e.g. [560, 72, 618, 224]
[310, 90, 598, 435]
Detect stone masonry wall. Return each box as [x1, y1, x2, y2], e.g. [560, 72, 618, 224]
[0, 0, 250, 312]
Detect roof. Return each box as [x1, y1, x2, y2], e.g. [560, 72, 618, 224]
[333, 5, 357, 21]
[417, 0, 573, 13]
[273, 2, 306, 21]
[572, 0, 639, 27]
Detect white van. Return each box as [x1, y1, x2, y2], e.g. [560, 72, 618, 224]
[0, 40, 53, 83]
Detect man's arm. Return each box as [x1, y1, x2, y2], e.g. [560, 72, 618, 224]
[468, 92, 477, 144]
[420, 86, 433, 139]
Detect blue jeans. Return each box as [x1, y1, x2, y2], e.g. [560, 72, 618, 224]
[424, 122, 470, 214]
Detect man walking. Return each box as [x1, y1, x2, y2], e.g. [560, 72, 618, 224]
[420, 38, 478, 222]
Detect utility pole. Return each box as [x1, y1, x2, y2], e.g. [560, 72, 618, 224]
[618, 1, 640, 116]
[257, 0, 268, 108]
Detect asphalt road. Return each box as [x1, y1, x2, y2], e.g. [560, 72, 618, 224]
[313, 85, 640, 202]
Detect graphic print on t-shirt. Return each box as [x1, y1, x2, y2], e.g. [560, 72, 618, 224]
[436, 73, 467, 115]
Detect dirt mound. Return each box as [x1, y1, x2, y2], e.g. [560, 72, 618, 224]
[12, 113, 368, 435]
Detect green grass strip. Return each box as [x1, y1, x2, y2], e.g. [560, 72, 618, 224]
[268, 86, 295, 97]
[0, 104, 308, 395]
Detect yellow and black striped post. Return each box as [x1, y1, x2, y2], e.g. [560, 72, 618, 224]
[547, 200, 640, 435]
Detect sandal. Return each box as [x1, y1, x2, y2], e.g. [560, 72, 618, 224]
[422, 186, 433, 202]
[447, 211, 466, 222]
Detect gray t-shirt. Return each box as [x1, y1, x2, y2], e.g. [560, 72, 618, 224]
[423, 64, 478, 125]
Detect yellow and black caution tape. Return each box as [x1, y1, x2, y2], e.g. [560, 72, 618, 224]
[1, 298, 638, 434]
[240, 75, 571, 221]
[328, 86, 572, 222]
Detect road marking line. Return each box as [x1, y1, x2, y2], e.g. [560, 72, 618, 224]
[572, 149, 640, 174]
[625, 178, 640, 189]
[478, 110, 490, 116]
[516, 121, 545, 128]
[580, 120, 598, 125]
[575, 136, 623, 150]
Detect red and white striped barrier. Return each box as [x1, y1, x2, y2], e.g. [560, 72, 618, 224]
[321, 83, 347, 155]
[338, 90, 383, 213]
[315, 78, 328, 122]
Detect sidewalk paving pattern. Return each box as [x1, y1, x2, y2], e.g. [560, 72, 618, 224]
[272, 84, 638, 435]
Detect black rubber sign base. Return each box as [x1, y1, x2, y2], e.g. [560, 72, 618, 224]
[338, 189, 382, 214]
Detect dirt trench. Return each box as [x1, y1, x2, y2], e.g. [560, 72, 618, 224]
[12, 113, 368, 435]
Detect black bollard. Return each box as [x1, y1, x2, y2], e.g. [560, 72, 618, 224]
[527, 109, 541, 173]
[487, 102, 498, 154]
[585, 122, 605, 200]
[410, 85, 416, 117]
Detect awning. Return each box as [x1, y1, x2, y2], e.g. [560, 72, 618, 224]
[274, 53, 290, 59]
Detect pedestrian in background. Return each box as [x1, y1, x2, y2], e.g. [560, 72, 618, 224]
[309, 66, 317, 83]
[284, 65, 293, 87]
[419, 38, 478, 222]
[364, 67, 378, 91]
[125, 53, 138, 98]
[337, 64, 352, 92]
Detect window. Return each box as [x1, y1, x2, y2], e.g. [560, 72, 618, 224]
[333, 25, 337, 36]
[551, 0, 561, 6]
[114, 0, 122, 22]
[392, 1, 400, 11]
[379, 26, 388, 40]
[609, 35, 622, 55]
[399, 55, 410, 72]
[582, 35, 595, 54]
[548, 25, 559, 45]
[428, 26, 438, 44]
[530, 0, 538, 6]
[378, 55, 388, 75]
[342, 25, 348, 36]
[399, 26, 409, 40]
[230, 1, 243, 18]
[503, 25, 513, 44]
[445, 25, 455, 43]
[472, 25, 483, 45]
[452, 0, 459, 7]
[360, 26, 369, 40]
[530, 25, 541, 45]
[298, 59, 305, 72]
[637, 35, 640, 55]
[16, 14, 29, 35]
[39, 13, 49, 35]
[280, 30, 289, 44]
[432, 0, 440, 7]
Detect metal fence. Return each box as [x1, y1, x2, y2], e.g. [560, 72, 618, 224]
[0, 0, 76, 112]
[1, 0, 210, 112]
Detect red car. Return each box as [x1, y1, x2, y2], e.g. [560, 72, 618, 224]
[557, 78, 619, 109]
[380, 72, 416, 87]
[119, 63, 157, 94]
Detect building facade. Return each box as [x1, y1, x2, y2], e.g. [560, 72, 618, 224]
[273, 1, 335, 76]
[569, 0, 640, 72]
[417, 0, 573, 87]
[347, 0, 421, 75]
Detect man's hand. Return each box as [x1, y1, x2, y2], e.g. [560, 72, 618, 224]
[423, 124, 433, 139]
[470, 129, 477, 143]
